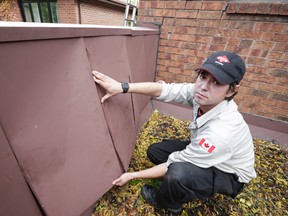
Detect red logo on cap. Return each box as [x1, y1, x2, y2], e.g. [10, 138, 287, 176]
[216, 56, 230, 63]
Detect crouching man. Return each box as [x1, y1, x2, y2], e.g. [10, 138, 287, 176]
[92, 51, 256, 215]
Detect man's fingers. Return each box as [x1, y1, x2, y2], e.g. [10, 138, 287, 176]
[92, 71, 120, 103]
[93, 74, 106, 87]
[112, 178, 120, 185]
[101, 94, 110, 103]
[92, 71, 102, 80]
[92, 71, 105, 80]
[92, 70, 100, 76]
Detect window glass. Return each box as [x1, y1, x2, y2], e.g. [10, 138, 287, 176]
[40, 2, 50, 23]
[31, 3, 41, 22]
[50, 2, 58, 23]
[23, 3, 32, 22]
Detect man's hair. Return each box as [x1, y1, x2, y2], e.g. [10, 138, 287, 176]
[225, 82, 238, 101]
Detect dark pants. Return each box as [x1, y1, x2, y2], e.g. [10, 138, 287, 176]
[147, 140, 244, 210]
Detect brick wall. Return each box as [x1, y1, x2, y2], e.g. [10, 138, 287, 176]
[80, 0, 125, 26]
[58, 0, 80, 24]
[138, 0, 288, 122]
[58, 0, 126, 25]
[1, 0, 126, 26]
[0, 0, 22, 21]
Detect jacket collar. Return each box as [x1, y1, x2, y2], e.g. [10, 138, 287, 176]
[193, 100, 237, 128]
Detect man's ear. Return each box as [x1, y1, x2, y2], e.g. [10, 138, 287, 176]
[234, 84, 240, 92]
[226, 84, 240, 97]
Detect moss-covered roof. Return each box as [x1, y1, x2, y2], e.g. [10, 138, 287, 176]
[93, 111, 288, 216]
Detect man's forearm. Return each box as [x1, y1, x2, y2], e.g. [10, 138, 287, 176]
[133, 163, 168, 179]
[128, 82, 163, 97]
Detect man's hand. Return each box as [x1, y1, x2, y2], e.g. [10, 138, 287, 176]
[112, 172, 135, 186]
[92, 71, 123, 103]
[92, 70, 163, 102]
[112, 163, 167, 187]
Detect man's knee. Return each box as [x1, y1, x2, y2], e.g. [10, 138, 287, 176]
[147, 144, 155, 157]
[213, 169, 244, 198]
[166, 162, 214, 199]
[165, 163, 191, 185]
[147, 144, 158, 164]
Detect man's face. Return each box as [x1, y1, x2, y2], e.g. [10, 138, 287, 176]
[194, 71, 234, 113]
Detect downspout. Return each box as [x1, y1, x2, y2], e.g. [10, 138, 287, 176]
[77, 0, 82, 24]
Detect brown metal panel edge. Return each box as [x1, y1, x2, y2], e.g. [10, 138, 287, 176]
[125, 36, 152, 132]
[84, 36, 136, 171]
[127, 30, 160, 131]
[0, 124, 42, 216]
[137, 100, 155, 134]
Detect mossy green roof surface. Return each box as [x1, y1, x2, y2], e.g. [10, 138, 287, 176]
[93, 111, 288, 216]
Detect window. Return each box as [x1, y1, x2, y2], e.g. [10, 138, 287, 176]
[19, 0, 58, 23]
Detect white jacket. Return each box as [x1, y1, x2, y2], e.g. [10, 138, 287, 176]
[157, 82, 257, 183]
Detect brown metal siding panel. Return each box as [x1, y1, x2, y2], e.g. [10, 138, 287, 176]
[0, 38, 123, 215]
[0, 125, 42, 216]
[0, 23, 160, 215]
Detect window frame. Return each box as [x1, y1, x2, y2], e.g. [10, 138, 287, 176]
[18, 0, 58, 23]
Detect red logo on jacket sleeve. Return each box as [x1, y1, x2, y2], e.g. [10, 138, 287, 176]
[199, 138, 216, 153]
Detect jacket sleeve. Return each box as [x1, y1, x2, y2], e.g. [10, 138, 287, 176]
[166, 127, 233, 168]
[156, 82, 194, 106]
